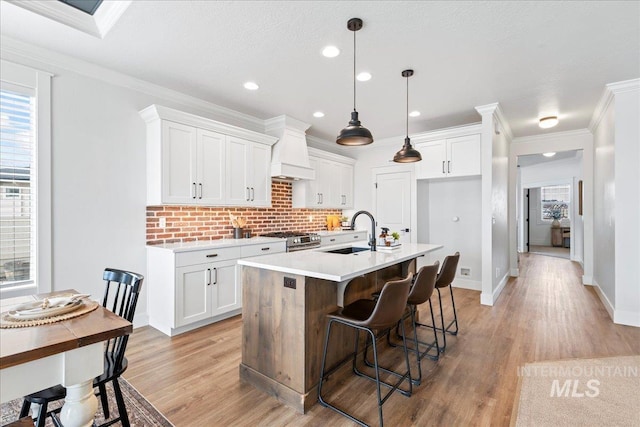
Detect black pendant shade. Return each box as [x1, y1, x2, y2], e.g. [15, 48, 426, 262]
[337, 111, 374, 146]
[393, 69, 421, 162]
[337, 18, 373, 146]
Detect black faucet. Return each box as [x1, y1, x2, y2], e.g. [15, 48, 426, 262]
[350, 210, 376, 251]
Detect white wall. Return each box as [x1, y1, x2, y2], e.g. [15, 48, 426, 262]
[591, 80, 640, 326]
[417, 177, 482, 289]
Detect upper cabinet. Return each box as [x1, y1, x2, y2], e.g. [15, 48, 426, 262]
[227, 136, 271, 207]
[292, 147, 355, 209]
[415, 133, 481, 179]
[141, 105, 277, 206]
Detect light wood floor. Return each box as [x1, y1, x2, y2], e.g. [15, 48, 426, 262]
[529, 245, 570, 259]
[124, 254, 640, 426]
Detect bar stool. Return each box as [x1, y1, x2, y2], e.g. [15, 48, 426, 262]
[381, 261, 441, 385]
[318, 275, 413, 427]
[431, 252, 460, 352]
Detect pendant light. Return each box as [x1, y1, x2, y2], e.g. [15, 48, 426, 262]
[336, 18, 373, 146]
[393, 69, 422, 163]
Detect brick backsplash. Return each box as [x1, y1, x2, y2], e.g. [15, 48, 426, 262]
[146, 181, 342, 245]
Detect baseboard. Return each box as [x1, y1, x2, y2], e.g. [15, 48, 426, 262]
[510, 268, 519, 277]
[452, 278, 481, 291]
[613, 310, 640, 327]
[591, 279, 614, 320]
[480, 273, 509, 306]
[133, 312, 149, 329]
[582, 275, 593, 285]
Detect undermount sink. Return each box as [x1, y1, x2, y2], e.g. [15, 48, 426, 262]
[323, 246, 370, 255]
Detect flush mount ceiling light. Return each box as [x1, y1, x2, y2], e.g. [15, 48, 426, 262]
[356, 72, 372, 82]
[313, 111, 325, 118]
[336, 18, 373, 146]
[243, 81, 259, 90]
[409, 111, 421, 117]
[393, 69, 422, 163]
[539, 116, 559, 129]
[322, 46, 340, 58]
[543, 152, 556, 157]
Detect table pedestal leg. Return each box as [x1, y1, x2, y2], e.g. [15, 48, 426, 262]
[59, 380, 97, 427]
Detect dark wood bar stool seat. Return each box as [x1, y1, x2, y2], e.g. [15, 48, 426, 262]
[318, 274, 414, 427]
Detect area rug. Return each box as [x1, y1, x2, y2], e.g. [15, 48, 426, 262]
[512, 355, 640, 426]
[0, 378, 173, 427]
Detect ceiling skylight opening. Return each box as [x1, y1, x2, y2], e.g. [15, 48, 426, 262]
[243, 82, 259, 91]
[409, 111, 421, 117]
[313, 112, 325, 118]
[356, 72, 372, 82]
[322, 46, 340, 58]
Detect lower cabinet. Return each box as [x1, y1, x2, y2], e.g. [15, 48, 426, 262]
[320, 230, 367, 247]
[147, 240, 285, 336]
[175, 259, 238, 327]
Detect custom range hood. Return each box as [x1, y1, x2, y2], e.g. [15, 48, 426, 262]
[264, 115, 315, 181]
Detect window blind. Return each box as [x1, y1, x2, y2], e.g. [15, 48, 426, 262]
[0, 84, 36, 287]
[541, 185, 570, 220]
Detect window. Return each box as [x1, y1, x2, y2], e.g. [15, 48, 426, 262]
[541, 185, 570, 221]
[0, 60, 51, 297]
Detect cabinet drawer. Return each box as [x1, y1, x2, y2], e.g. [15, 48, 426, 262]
[241, 242, 286, 257]
[176, 247, 241, 267]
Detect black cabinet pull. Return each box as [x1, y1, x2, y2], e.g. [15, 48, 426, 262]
[206, 254, 218, 258]
[261, 247, 270, 251]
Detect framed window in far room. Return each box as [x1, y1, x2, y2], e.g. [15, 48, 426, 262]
[541, 184, 570, 221]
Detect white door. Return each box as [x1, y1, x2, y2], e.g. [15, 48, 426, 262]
[415, 140, 446, 179]
[249, 142, 272, 207]
[175, 264, 212, 327]
[339, 163, 354, 208]
[375, 170, 412, 240]
[211, 260, 240, 315]
[226, 136, 250, 205]
[447, 134, 481, 177]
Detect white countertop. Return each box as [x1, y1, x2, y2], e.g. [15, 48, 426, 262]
[237, 242, 443, 282]
[315, 229, 365, 236]
[147, 236, 285, 253]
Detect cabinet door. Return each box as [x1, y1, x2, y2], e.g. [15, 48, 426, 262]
[226, 136, 251, 205]
[249, 142, 272, 207]
[210, 260, 240, 316]
[315, 158, 337, 207]
[415, 140, 447, 179]
[197, 129, 226, 205]
[175, 264, 212, 327]
[162, 121, 197, 204]
[338, 163, 354, 208]
[447, 134, 481, 177]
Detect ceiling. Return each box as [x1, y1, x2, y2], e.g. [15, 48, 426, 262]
[1, 1, 638, 143]
[517, 149, 581, 168]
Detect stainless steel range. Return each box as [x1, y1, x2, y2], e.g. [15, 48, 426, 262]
[261, 231, 321, 252]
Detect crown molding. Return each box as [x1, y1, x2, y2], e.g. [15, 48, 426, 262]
[512, 128, 592, 144]
[589, 78, 640, 132]
[475, 102, 513, 141]
[264, 115, 311, 133]
[0, 36, 266, 131]
[5, 0, 132, 39]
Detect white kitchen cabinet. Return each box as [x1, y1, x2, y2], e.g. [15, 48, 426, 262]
[227, 136, 271, 206]
[147, 239, 285, 336]
[292, 148, 355, 209]
[415, 134, 481, 179]
[160, 123, 225, 205]
[141, 105, 276, 206]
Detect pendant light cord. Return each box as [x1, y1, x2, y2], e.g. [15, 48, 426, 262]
[406, 74, 409, 138]
[353, 28, 357, 112]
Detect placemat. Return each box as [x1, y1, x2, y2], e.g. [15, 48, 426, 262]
[0, 300, 99, 328]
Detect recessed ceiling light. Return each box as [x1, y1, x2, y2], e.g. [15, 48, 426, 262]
[543, 152, 556, 157]
[539, 116, 559, 128]
[313, 111, 325, 118]
[356, 72, 372, 82]
[322, 46, 340, 58]
[243, 81, 259, 90]
[409, 111, 421, 117]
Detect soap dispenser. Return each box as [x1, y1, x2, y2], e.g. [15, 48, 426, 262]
[378, 227, 389, 246]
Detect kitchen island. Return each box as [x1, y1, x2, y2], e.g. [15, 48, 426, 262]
[237, 242, 442, 413]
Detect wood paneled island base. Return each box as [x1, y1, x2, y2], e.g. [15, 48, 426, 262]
[239, 259, 415, 413]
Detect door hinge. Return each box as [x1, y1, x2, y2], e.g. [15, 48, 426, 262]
[374, 182, 378, 189]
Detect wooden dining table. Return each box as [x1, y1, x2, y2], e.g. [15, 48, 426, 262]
[0, 290, 132, 427]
